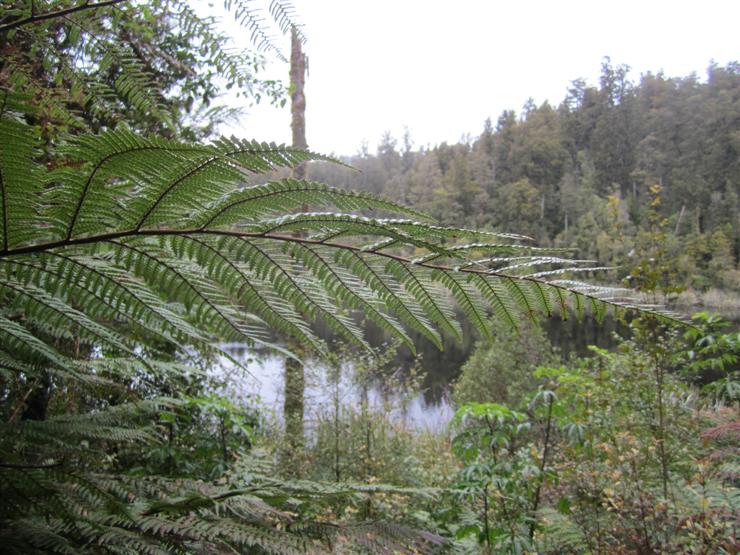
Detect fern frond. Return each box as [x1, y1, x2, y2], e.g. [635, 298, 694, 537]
[385, 259, 463, 342]
[195, 178, 432, 229]
[1, 278, 132, 353]
[284, 242, 414, 350]
[431, 270, 492, 341]
[105, 239, 278, 350]
[268, 0, 307, 42]
[166, 234, 325, 352]
[469, 274, 520, 331]
[334, 249, 443, 349]
[224, 0, 289, 62]
[215, 236, 370, 350]
[0, 315, 75, 372]
[0, 108, 43, 250]
[0, 114, 688, 372]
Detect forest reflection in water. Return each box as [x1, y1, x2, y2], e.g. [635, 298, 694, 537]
[213, 314, 627, 430]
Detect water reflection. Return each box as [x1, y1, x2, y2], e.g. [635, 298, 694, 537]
[212, 312, 713, 431]
[213, 348, 455, 431]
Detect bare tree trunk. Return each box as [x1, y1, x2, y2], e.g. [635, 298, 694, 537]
[283, 354, 305, 442]
[282, 26, 308, 473]
[674, 204, 685, 235]
[540, 193, 545, 220]
[290, 25, 307, 177]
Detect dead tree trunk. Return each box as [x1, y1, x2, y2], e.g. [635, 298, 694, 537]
[283, 26, 308, 471]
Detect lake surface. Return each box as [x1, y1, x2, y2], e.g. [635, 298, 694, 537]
[213, 309, 738, 432]
[214, 347, 455, 431]
[212, 315, 622, 432]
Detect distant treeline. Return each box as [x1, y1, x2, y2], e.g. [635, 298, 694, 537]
[310, 60, 739, 293]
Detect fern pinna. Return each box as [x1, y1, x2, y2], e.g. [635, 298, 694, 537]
[0, 88, 683, 554]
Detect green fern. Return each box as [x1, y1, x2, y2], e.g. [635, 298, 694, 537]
[0, 112, 684, 364]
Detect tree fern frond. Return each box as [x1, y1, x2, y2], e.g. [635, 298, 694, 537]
[250, 213, 454, 255]
[523, 265, 613, 279]
[332, 521, 446, 555]
[87, 34, 173, 129]
[268, 0, 307, 42]
[334, 249, 443, 349]
[0, 111, 42, 250]
[500, 276, 538, 319]
[0, 518, 80, 555]
[431, 270, 492, 341]
[285, 242, 415, 350]
[167, 234, 325, 353]
[105, 239, 276, 349]
[42, 128, 332, 242]
[469, 274, 520, 331]
[446, 242, 577, 256]
[0, 117, 689, 379]
[1, 278, 134, 354]
[215, 236, 370, 350]
[0, 315, 75, 371]
[33, 252, 204, 344]
[196, 178, 432, 229]
[224, 0, 289, 62]
[385, 259, 463, 342]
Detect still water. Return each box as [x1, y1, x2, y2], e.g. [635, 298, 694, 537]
[213, 348, 455, 431]
[213, 315, 626, 432]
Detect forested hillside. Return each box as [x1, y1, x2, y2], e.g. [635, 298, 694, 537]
[312, 61, 740, 297]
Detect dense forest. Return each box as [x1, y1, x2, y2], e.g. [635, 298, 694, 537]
[0, 2, 738, 554]
[312, 61, 740, 303]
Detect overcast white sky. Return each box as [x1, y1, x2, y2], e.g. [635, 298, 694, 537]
[215, 0, 739, 156]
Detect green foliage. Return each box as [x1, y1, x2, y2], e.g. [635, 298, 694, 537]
[454, 320, 559, 407]
[532, 330, 737, 554]
[677, 312, 740, 403]
[448, 397, 551, 554]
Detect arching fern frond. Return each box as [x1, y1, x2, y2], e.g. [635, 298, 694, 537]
[224, 0, 289, 62]
[0, 113, 686, 366]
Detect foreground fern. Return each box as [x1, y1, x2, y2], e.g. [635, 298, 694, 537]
[0, 90, 685, 553]
[0, 97, 681, 361]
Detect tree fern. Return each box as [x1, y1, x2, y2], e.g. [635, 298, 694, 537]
[0, 112, 685, 361]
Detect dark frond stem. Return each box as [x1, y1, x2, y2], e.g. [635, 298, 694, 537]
[0, 228, 686, 327]
[0, 0, 128, 33]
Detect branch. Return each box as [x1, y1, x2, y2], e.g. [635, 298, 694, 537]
[0, 0, 127, 33]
